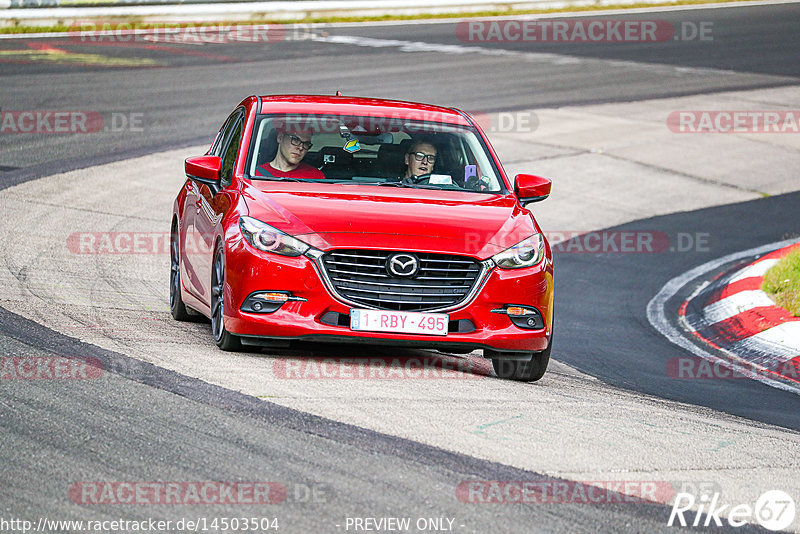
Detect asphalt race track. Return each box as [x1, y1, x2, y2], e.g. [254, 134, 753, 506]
[558, 192, 800, 428]
[1, 2, 800, 533]
[2, 3, 799, 174]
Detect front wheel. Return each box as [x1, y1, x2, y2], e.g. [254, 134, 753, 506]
[211, 242, 242, 351]
[488, 337, 552, 382]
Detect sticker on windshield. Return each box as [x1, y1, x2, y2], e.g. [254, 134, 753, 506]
[429, 174, 453, 185]
[343, 139, 361, 153]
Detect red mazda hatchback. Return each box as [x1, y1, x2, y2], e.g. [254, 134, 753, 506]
[171, 95, 554, 381]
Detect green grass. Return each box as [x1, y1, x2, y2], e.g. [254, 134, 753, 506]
[762, 247, 800, 317]
[0, 0, 759, 35]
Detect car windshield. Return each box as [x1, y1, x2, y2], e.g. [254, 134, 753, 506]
[247, 113, 505, 193]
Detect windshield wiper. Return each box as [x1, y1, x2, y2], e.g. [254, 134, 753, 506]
[377, 180, 445, 190]
[408, 183, 445, 190]
[270, 178, 446, 189]
[257, 176, 309, 182]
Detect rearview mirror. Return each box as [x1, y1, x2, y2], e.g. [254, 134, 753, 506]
[514, 174, 551, 204]
[185, 155, 222, 184]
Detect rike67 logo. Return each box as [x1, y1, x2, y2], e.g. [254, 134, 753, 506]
[668, 490, 796, 531]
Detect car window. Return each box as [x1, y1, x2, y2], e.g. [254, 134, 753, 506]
[247, 114, 505, 193]
[211, 114, 236, 157]
[220, 117, 243, 187]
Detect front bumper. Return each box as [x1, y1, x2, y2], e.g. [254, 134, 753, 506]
[223, 237, 553, 353]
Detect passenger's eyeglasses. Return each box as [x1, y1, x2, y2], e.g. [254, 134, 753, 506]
[287, 134, 313, 151]
[410, 152, 436, 164]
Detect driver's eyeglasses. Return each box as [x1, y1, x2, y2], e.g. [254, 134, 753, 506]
[410, 152, 436, 164]
[287, 134, 313, 151]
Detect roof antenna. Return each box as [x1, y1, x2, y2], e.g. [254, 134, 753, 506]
[335, 90, 342, 96]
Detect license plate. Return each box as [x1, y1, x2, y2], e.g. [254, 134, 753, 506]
[350, 309, 449, 336]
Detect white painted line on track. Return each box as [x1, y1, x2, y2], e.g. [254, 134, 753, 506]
[646, 237, 800, 395]
[313, 0, 800, 27]
[701, 290, 777, 324]
[0, 24, 319, 45]
[734, 322, 800, 357]
[728, 258, 780, 284]
[730, 339, 798, 369]
[2, 0, 543, 17]
[311, 34, 739, 77]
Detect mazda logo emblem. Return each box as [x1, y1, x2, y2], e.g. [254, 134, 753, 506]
[387, 253, 419, 277]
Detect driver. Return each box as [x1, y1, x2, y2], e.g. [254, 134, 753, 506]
[257, 128, 324, 179]
[402, 141, 437, 183]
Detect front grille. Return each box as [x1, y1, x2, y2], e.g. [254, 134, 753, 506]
[321, 250, 483, 312]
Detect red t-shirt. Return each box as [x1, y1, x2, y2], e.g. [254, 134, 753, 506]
[256, 162, 325, 179]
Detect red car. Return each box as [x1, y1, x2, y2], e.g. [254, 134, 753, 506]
[171, 95, 554, 381]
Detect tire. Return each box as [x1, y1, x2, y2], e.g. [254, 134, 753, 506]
[170, 222, 191, 321]
[489, 336, 552, 382]
[211, 241, 242, 351]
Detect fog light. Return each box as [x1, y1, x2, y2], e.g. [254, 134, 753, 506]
[522, 316, 540, 328]
[491, 305, 545, 330]
[241, 291, 305, 314]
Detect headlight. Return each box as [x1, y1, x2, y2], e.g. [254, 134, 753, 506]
[239, 216, 310, 257]
[492, 233, 545, 269]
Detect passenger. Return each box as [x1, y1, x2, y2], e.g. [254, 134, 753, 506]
[257, 129, 324, 179]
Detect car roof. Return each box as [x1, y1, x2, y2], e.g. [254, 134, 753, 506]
[257, 95, 472, 126]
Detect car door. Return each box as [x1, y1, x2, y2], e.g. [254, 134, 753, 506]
[193, 109, 245, 305]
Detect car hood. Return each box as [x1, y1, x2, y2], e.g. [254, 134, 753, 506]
[242, 182, 538, 258]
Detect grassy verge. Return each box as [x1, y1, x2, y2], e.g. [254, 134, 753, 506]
[0, 0, 759, 35]
[762, 247, 800, 316]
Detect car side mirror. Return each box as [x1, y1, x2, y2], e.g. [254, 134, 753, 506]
[185, 155, 222, 184]
[514, 174, 551, 204]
